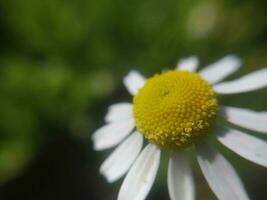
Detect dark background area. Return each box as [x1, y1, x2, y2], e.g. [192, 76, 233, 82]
[0, 0, 267, 199]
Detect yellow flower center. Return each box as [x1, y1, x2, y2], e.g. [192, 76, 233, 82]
[133, 70, 218, 149]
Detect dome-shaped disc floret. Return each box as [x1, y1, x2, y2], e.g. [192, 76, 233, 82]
[133, 70, 218, 149]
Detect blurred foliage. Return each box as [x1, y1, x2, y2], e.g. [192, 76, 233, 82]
[0, 0, 267, 198]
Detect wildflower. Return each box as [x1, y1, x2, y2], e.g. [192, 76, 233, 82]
[92, 55, 267, 200]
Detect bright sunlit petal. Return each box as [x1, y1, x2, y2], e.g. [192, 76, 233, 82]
[105, 103, 133, 123]
[92, 119, 135, 151]
[100, 131, 143, 183]
[200, 55, 241, 84]
[197, 142, 249, 200]
[168, 152, 195, 200]
[220, 106, 267, 134]
[118, 144, 160, 200]
[176, 56, 199, 72]
[123, 70, 146, 95]
[216, 126, 267, 168]
[214, 68, 267, 94]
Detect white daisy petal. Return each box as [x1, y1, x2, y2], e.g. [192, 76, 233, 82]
[92, 119, 135, 151]
[197, 143, 249, 200]
[168, 152, 195, 200]
[100, 131, 143, 183]
[221, 106, 267, 134]
[200, 55, 241, 84]
[118, 144, 160, 200]
[216, 126, 267, 168]
[176, 56, 199, 72]
[123, 70, 146, 95]
[105, 103, 133, 123]
[214, 68, 267, 94]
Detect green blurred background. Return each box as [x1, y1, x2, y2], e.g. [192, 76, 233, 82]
[0, 0, 267, 199]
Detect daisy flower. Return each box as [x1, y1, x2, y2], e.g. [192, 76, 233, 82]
[92, 55, 267, 200]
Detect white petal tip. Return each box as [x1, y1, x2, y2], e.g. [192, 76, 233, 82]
[200, 55, 242, 84]
[100, 170, 116, 183]
[99, 132, 143, 184]
[123, 70, 145, 95]
[176, 56, 199, 72]
[214, 68, 267, 94]
[92, 120, 135, 151]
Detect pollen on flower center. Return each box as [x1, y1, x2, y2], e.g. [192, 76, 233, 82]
[133, 70, 218, 149]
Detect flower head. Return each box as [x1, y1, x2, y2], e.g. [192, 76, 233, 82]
[92, 55, 267, 200]
[134, 70, 218, 149]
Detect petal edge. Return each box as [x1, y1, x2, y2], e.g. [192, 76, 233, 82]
[197, 142, 249, 200]
[168, 152, 195, 200]
[118, 144, 160, 200]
